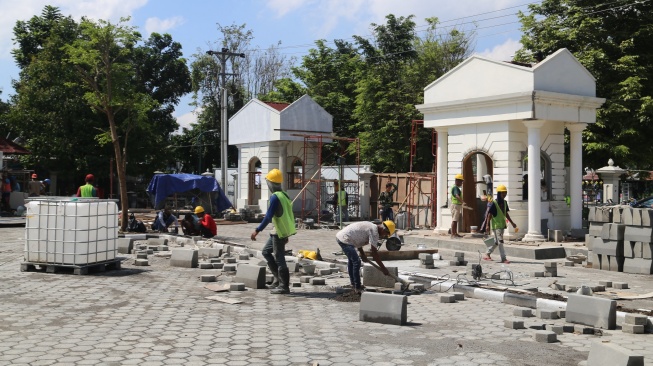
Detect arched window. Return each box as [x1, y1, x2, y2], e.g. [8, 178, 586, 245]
[522, 152, 552, 201]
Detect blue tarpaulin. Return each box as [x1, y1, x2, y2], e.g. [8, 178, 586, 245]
[146, 173, 232, 212]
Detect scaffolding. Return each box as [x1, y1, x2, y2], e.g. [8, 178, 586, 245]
[293, 134, 361, 224]
[405, 120, 438, 229]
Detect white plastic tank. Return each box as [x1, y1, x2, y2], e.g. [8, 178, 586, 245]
[24, 197, 119, 265]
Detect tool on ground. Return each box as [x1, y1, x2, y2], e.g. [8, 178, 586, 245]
[472, 251, 483, 281]
[365, 258, 411, 292]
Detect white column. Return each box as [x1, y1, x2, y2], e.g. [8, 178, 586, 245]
[435, 128, 448, 233]
[358, 170, 373, 219]
[567, 123, 586, 231]
[523, 120, 545, 241]
[279, 142, 288, 191]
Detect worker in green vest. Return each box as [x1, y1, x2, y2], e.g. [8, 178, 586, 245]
[483, 184, 517, 264]
[333, 181, 348, 224]
[450, 173, 464, 239]
[76, 174, 97, 198]
[251, 168, 297, 294]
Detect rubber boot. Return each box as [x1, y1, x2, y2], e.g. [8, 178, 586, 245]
[267, 261, 280, 289]
[271, 267, 290, 294]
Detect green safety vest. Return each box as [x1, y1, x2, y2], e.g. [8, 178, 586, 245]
[337, 190, 347, 206]
[272, 191, 296, 239]
[490, 200, 507, 230]
[450, 185, 462, 205]
[80, 184, 95, 197]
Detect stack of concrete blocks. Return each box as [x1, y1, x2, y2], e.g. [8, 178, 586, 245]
[587, 206, 653, 274]
[419, 253, 434, 269]
[543, 261, 558, 277]
[622, 314, 647, 334]
[448, 252, 467, 266]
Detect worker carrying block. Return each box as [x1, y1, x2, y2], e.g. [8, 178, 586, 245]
[335, 220, 395, 293]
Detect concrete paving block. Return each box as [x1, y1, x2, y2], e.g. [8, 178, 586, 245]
[200, 275, 216, 282]
[574, 324, 595, 334]
[537, 309, 559, 320]
[450, 292, 465, 301]
[534, 330, 557, 343]
[590, 285, 606, 292]
[420, 263, 435, 269]
[558, 310, 566, 318]
[158, 245, 169, 251]
[438, 294, 456, 303]
[210, 258, 222, 263]
[223, 264, 237, 272]
[136, 253, 148, 259]
[300, 276, 312, 283]
[625, 313, 648, 325]
[301, 264, 316, 275]
[448, 260, 460, 266]
[291, 282, 301, 288]
[199, 263, 213, 269]
[147, 238, 168, 247]
[146, 249, 154, 255]
[566, 294, 617, 330]
[408, 283, 425, 291]
[598, 280, 612, 287]
[622, 258, 653, 274]
[229, 283, 245, 291]
[238, 254, 250, 260]
[531, 272, 544, 277]
[418, 253, 433, 264]
[624, 226, 653, 243]
[360, 292, 407, 326]
[544, 261, 558, 268]
[318, 268, 331, 276]
[592, 238, 623, 257]
[587, 341, 644, 366]
[363, 265, 398, 288]
[309, 278, 326, 286]
[513, 308, 533, 317]
[622, 323, 645, 334]
[134, 259, 149, 266]
[170, 249, 198, 268]
[117, 238, 134, 254]
[453, 251, 465, 258]
[504, 293, 537, 308]
[613, 282, 628, 289]
[564, 261, 574, 266]
[233, 264, 266, 289]
[330, 267, 340, 274]
[504, 319, 524, 329]
[224, 257, 237, 263]
[551, 325, 564, 335]
[212, 263, 224, 269]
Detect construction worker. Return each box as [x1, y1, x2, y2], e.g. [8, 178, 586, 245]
[250, 168, 296, 295]
[378, 181, 398, 221]
[333, 181, 348, 224]
[335, 220, 394, 293]
[28, 173, 41, 197]
[450, 173, 464, 239]
[152, 206, 179, 233]
[483, 184, 516, 264]
[40, 178, 51, 195]
[195, 206, 216, 238]
[76, 174, 97, 197]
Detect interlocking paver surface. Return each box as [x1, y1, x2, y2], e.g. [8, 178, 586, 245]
[0, 224, 651, 365]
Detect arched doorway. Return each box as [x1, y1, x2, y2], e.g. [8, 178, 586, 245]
[461, 151, 493, 233]
[247, 158, 261, 206]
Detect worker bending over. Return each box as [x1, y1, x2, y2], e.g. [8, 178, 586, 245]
[195, 206, 216, 238]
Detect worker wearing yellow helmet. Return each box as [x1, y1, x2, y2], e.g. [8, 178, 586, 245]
[251, 168, 296, 294]
[450, 173, 464, 239]
[335, 220, 395, 293]
[194, 205, 216, 238]
[482, 184, 516, 264]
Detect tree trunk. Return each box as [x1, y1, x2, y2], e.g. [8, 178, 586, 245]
[107, 112, 130, 232]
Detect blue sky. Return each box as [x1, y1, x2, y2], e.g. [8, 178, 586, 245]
[0, 0, 534, 131]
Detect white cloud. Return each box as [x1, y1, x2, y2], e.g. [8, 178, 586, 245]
[476, 38, 521, 61]
[265, 0, 309, 17]
[174, 108, 201, 135]
[145, 16, 185, 35]
[0, 0, 148, 59]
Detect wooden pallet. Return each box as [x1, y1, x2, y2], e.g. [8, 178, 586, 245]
[20, 258, 122, 275]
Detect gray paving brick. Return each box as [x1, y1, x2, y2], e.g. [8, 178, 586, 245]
[622, 324, 645, 334]
[534, 330, 557, 343]
[625, 314, 648, 326]
[513, 308, 533, 317]
[504, 319, 524, 329]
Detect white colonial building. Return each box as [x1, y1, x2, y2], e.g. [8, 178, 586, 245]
[416, 49, 605, 240]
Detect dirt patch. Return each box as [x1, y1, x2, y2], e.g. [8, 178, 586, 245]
[333, 291, 361, 302]
[531, 292, 566, 301]
[617, 306, 653, 316]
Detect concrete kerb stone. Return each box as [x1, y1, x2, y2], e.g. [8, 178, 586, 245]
[360, 292, 407, 326]
[170, 249, 198, 268]
[233, 264, 266, 289]
[587, 341, 644, 366]
[147, 238, 169, 247]
[504, 292, 537, 308]
[117, 238, 134, 254]
[474, 288, 506, 303]
[566, 294, 617, 330]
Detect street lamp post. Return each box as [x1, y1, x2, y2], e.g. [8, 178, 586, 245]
[197, 129, 217, 174]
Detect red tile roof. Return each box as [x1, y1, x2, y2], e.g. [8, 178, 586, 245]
[264, 102, 290, 112]
[0, 137, 31, 154]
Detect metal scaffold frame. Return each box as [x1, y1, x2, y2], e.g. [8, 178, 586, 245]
[405, 120, 438, 229]
[292, 134, 361, 225]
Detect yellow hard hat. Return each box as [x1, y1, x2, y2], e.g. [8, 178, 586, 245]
[497, 184, 507, 192]
[265, 169, 283, 183]
[194, 206, 205, 214]
[455, 174, 464, 181]
[383, 220, 396, 236]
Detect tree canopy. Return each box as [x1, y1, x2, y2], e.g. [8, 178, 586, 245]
[516, 0, 653, 169]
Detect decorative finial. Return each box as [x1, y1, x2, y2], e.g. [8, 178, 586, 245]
[608, 158, 614, 166]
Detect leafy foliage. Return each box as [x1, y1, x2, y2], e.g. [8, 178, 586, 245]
[516, 0, 653, 169]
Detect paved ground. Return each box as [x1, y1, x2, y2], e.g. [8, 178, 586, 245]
[0, 223, 651, 365]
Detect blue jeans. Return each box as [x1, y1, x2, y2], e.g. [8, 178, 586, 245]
[338, 240, 361, 288]
[262, 235, 288, 271]
[381, 206, 394, 221]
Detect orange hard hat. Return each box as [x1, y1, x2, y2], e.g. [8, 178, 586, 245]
[31, 173, 37, 179]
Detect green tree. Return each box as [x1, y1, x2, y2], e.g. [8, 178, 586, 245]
[516, 0, 653, 169]
[64, 17, 156, 231]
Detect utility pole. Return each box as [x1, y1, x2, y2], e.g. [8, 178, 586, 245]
[206, 48, 245, 193]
